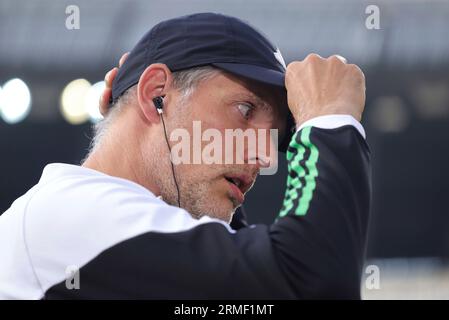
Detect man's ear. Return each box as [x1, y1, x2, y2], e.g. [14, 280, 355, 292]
[137, 63, 173, 123]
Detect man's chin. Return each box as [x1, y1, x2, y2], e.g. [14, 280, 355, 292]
[183, 197, 235, 223]
[211, 200, 237, 223]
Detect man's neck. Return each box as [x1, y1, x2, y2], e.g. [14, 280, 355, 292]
[82, 144, 161, 197]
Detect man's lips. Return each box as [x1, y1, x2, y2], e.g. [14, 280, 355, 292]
[226, 179, 245, 204]
[224, 174, 254, 204]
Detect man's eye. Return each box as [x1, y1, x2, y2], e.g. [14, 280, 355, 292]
[237, 103, 254, 120]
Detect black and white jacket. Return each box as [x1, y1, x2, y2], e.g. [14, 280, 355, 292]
[0, 115, 371, 299]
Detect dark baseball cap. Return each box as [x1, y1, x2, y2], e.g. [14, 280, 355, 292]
[112, 12, 294, 151]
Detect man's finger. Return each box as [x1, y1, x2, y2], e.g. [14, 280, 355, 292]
[99, 87, 112, 116]
[334, 54, 347, 63]
[104, 67, 118, 89]
[119, 52, 130, 68]
[99, 52, 129, 117]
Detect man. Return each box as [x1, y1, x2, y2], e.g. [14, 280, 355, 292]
[0, 13, 370, 299]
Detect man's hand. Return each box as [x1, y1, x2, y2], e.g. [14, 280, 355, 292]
[99, 52, 129, 116]
[285, 54, 366, 128]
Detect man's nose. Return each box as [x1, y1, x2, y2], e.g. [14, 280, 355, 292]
[244, 144, 277, 169]
[247, 154, 274, 169]
[231, 127, 278, 168]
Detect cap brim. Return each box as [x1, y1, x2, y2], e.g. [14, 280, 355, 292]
[212, 62, 285, 87]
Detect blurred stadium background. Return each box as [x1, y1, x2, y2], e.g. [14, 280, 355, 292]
[0, 0, 448, 299]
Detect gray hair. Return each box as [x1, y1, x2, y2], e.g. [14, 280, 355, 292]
[85, 66, 222, 159]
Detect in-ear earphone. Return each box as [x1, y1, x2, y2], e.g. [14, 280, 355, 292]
[152, 95, 181, 208]
[152, 96, 164, 114]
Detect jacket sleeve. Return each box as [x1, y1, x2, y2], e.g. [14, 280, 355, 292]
[44, 125, 371, 299]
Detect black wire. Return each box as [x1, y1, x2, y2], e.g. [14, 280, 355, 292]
[160, 113, 181, 207]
